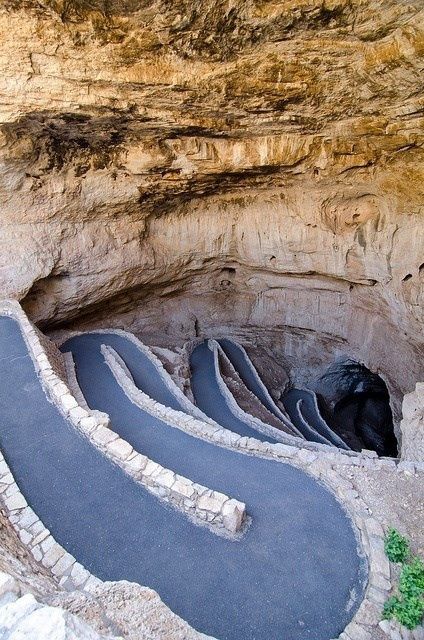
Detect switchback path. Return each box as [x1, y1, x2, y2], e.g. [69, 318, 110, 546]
[0, 320, 366, 640]
[217, 338, 287, 418]
[189, 341, 282, 443]
[283, 388, 349, 448]
[216, 339, 348, 449]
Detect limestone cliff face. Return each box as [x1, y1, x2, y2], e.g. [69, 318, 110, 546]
[0, 1, 423, 412]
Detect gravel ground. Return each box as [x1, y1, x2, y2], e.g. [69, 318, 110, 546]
[335, 465, 424, 557]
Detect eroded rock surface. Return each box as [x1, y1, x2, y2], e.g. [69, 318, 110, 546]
[0, 0, 423, 429]
[401, 383, 424, 462]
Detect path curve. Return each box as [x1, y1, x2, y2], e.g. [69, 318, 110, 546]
[283, 389, 350, 448]
[1, 319, 367, 640]
[217, 338, 295, 428]
[216, 339, 349, 450]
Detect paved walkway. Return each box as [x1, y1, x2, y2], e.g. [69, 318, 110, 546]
[0, 319, 367, 640]
[214, 339, 348, 449]
[282, 388, 347, 447]
[189, 342, 281, 443]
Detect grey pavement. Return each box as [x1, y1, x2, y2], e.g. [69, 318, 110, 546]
[0, 318, 367, 640]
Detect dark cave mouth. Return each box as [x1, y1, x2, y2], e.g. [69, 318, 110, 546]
[335, 392, 397, 457]
[317, 359, 398, 458]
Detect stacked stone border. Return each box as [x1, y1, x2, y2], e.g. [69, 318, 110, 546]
[210, 337, 368, 456]
[0, 300, 246, 536]
[58, 325, 424, 471]
[293, 397, 333, 445]
[63, 327, 369, 458]
[215, 337, 300, 430]
[0, 449, 100, 593]
[214, 339, 305, 439]
[60, 328, 309, 445]
[66, 347, 246, 535]
[211, 340, 305, 444]
[123, 331, 392, 459]
[101, 346, 248, 533]
[213, 339, 356, 451]
[81, 328, 218, 425]
[216, 344, 303, 435]
[298, 388, 351, 449]
[58, 328, 424, 472]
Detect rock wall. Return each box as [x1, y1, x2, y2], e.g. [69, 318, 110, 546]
[401, 383, 424, 462]
[0, 0, 423, 437]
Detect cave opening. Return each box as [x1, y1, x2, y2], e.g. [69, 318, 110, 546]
[318, 359, 398, 457]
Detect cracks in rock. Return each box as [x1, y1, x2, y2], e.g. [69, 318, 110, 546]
[385, 223, 399, 281]
[28, 53, 40, 78]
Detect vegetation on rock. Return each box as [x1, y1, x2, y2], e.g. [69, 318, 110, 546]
[384, 528, 410, 564]
[383, 529, 424, 630]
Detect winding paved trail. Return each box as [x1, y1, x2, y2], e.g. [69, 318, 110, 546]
[217, 338, 286, 418]
[0, 319, 367, 640]
[189, 342, 282, 443]
[282, 389, 349, 448]
[215, 339, 348, 449]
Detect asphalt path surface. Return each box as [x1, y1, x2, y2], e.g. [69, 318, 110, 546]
[189, 342, 282, 443]
[0, 319, 366, 640]
[216, 340, 348, 449]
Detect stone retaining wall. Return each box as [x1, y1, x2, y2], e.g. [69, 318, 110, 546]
[0, 300, 246, 536]
[93, 328, 216, 425]
[215, 340, 348, 450]
[295, 398, 333, 445]
[210, 340, 303, 445]
[62, 351, 94, 414]
[0, 448, 99, 593]
[211, 339, 360, 452]
[216, 341, 302, 434]
[220, 362, 290, 432]
[98, 333, 424, 475]
[301, 388, 350, 449]
[34, 325, 68, 382]
[217, 338, 296, 429]
[60, 328, 424, 466]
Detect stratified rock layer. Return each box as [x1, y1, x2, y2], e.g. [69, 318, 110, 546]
[0, 1, 423, 419]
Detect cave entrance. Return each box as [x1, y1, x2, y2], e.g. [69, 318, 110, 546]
[318, 360, 398, 457]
